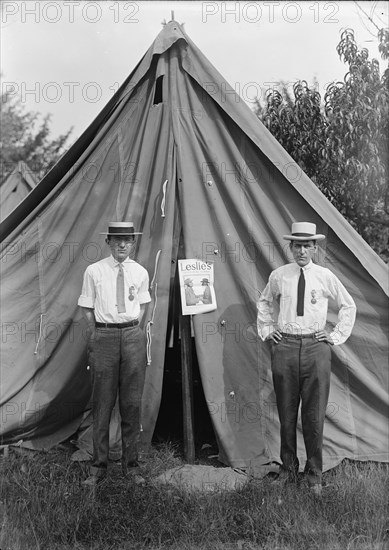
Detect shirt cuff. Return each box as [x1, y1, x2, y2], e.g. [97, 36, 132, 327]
[258, 324, 275, 341]
[329, 330, 346, 346]
[78, 295, 94, 308]
[138, 291, 151, 304]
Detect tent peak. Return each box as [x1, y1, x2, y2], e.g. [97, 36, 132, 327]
[162, 12, 184, 27]
[152, 20, 187, 55]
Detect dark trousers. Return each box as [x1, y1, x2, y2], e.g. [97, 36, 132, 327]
[88, 325, 146, 477]
[270, 336, 331, 485]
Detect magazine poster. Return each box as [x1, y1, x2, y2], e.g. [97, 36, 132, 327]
[178, 259, 217, 315]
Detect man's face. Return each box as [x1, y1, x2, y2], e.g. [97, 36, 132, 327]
[290, 240, 317, 267]
[107, 236, 135, 262]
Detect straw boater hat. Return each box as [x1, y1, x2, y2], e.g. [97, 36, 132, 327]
[283, 222, 325, 241]
[184, 278, 193, 285]
[100, 221, 143, 235]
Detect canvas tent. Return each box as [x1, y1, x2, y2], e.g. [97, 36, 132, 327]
[0, 161, 37, 223]
[1, 21, 388, 471]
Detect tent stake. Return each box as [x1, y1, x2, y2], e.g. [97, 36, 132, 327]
[180, 314, 195, 463]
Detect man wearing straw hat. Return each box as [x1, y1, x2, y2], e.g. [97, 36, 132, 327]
[78, 222, 151, 486]
[184, 278, 199, 306]
[257, 222, 356, 497]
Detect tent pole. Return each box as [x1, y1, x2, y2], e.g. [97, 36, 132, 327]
[180, 313, 195, 463]
[177, 228, 195, 463]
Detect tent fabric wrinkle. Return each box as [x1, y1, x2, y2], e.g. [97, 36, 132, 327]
[0, 21, 388, 473]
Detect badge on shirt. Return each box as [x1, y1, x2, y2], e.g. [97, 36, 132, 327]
[128, 286, 135, 301]
[311, 290, 317, 304]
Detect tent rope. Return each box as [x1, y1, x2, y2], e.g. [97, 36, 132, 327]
[34, 313, 46, 355]
[150, 249, 162, 288]
[146, 249, 162, 364]
[146, 284, 157, 365]
[161, 180, 168, 217]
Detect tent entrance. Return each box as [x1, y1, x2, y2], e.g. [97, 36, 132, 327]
[152, 262, 216, 461]
[152, 336, 216, 456]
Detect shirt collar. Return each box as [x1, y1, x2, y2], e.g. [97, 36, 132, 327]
[108, 255, 134, 267]
[295, 260, 313, 272]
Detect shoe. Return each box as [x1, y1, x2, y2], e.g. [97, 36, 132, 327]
[122, 461, 140, 476]
[71, 449, 91, 462]
[122, 470, 146, 484]
[310, 483, 322, 498]
[82, 475, 106, 487]
[273, 470, 297, 486]
[133, 474, 146, 485]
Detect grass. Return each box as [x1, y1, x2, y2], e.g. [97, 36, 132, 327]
[0, 442, 388, 550]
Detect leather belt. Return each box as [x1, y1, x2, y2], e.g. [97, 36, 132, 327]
[281, 332, 316, 339]
[95, 320, 139, 328]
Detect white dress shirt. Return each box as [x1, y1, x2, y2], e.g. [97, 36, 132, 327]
[257, 261, 356, 345]
[78, 255, 151, 323]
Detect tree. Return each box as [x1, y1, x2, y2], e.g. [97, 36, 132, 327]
[0, 91, 72, 182]
[257, 29, 389, 261]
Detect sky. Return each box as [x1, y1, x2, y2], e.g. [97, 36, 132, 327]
[1, 0, 388, 144]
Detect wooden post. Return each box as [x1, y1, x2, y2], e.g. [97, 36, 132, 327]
[177, 228, 195, 464]
[180, 313, 195, 463]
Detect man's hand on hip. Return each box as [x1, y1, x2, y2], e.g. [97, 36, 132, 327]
[314, 330, 334, 345]
[266, 330, 283, 344]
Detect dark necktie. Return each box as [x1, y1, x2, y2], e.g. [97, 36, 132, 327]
[116, 263, 126, 313]
[297, 268, 305, 316]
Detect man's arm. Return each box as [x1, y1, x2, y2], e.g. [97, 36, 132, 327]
[257, 274, 280, 342]
[138, 268, 152, 318]
[139, 304, 147, 324]
[77, 267, 96, 340]
[80, 307, 96, 338]
[328, 274, 357, 345]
